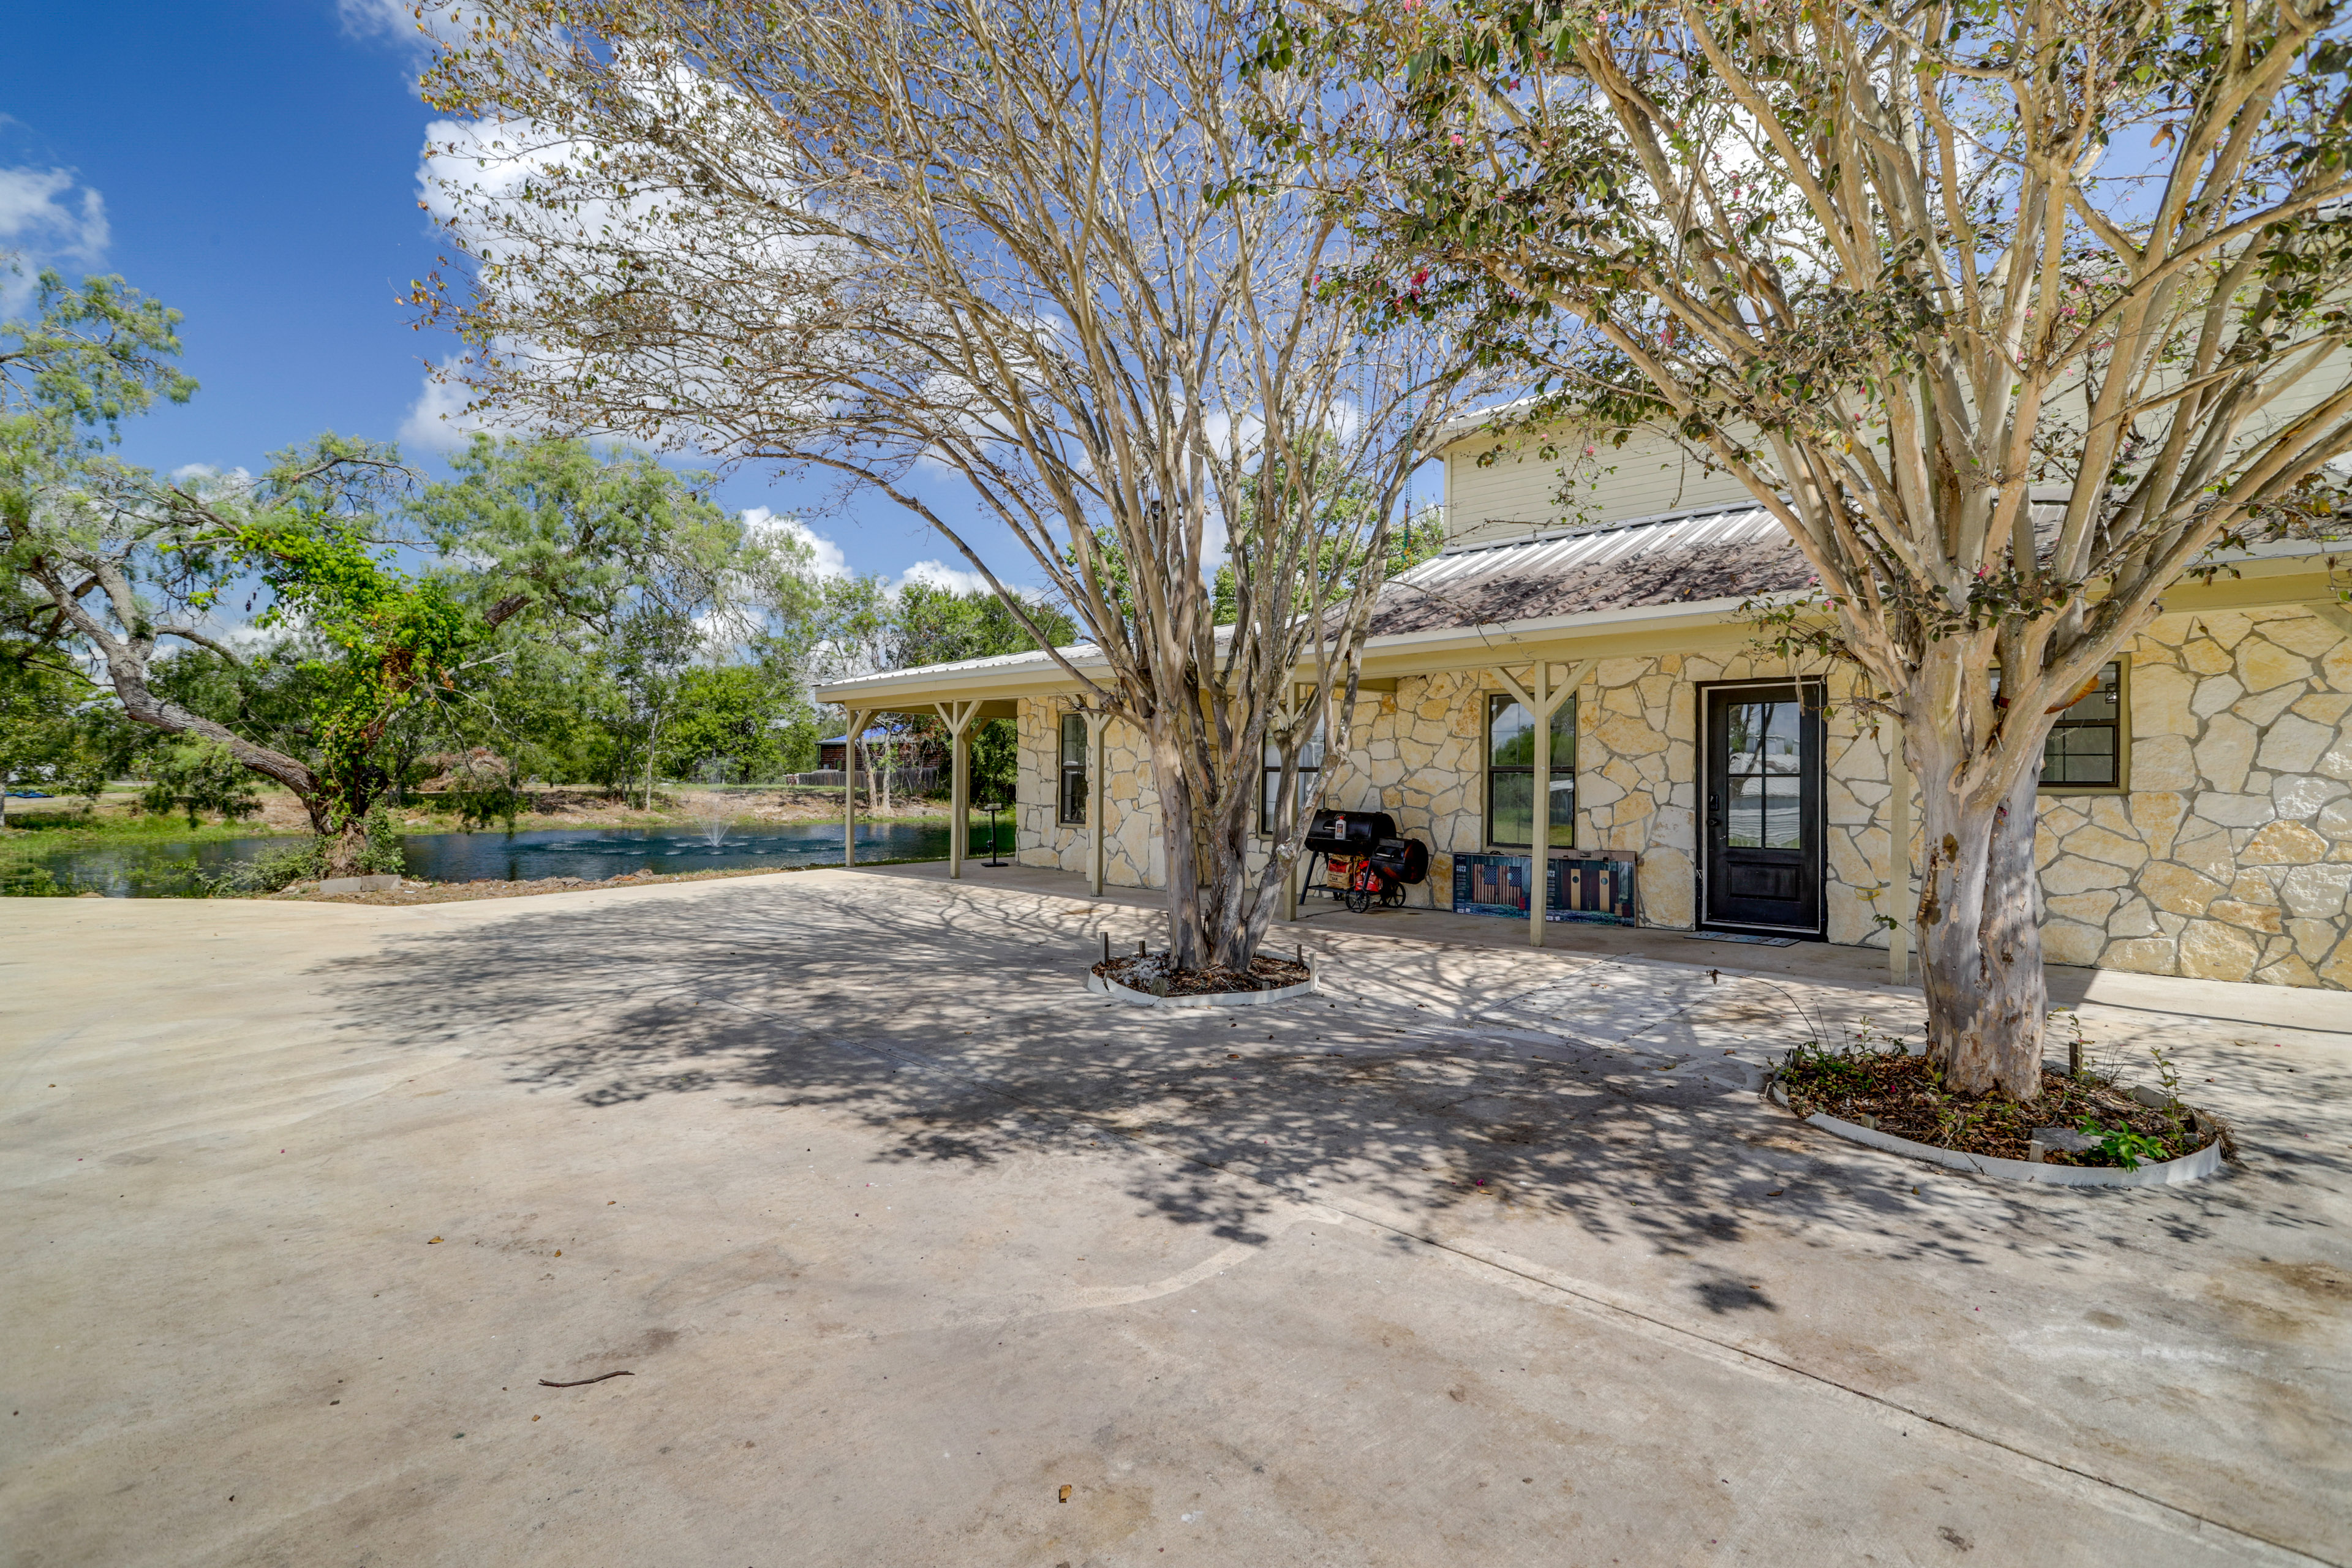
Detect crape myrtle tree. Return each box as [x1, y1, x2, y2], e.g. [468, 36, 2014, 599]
[410, 0, 1501, 970]
[1263, 0, 2352, 1093]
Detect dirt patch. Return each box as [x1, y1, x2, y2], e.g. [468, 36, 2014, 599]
[1774, 1046, 2218, 1169]
[1090, 951, 1311, 997]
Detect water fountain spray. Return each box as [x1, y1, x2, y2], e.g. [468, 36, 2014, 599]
[698, 757, 738, 850]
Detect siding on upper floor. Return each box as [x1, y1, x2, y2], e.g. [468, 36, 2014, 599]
[1442, 426, 1757, 546]
[1441, 359, 2351, 552]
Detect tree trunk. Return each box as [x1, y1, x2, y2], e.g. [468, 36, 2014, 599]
[643, 707, 663, 812]
[1912, 721, 2048, 1099]
[320, 818, 374, 880]
[1146, 720, 1212, 968]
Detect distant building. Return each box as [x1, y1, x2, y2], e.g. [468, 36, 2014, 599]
[817, 728, 892, 771]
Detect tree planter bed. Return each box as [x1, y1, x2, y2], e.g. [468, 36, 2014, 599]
[1766, 1080, 2225, 1187]
[1087, 952, 1317, 1009]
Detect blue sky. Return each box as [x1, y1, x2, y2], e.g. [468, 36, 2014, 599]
[1, 1, 1441, 597]
[0, 0, 1000, 589]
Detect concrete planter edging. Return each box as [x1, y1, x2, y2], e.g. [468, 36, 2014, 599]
[1084, 966, 1320, 1009]
[1770, 1083, 2224, 1188]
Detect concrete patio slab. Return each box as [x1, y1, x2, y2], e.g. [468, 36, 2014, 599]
[3, 868, 2347, 1566]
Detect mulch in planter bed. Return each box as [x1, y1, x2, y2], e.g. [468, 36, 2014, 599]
[1774, 1044, 2222, 1168]
[1091, 951, 1310, 997]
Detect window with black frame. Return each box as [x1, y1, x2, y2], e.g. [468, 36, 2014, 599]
[1486, 693, 1575, 848]
[1261, 723, 1324, 832]
[1058, 712, 1088, 824]
[2035, 661, 2126, 788]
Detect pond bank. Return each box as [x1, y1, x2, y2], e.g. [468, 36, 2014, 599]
[9, 818, 1014, 897]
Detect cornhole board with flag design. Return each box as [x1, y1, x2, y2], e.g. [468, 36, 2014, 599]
[1453, 853, 1532, 916]
[1453, 853, 1637, 923]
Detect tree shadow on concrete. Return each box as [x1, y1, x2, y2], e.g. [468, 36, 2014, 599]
[315, 873, 2350, 1272]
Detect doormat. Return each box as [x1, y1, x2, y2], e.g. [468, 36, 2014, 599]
[1686, 930, 1798, 947]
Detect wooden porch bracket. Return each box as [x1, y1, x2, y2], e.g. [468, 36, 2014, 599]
[933, 699, 985, 880]
[1491, 658, 1596, 949]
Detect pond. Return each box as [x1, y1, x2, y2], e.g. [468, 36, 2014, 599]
[12, 818, 1017, 897]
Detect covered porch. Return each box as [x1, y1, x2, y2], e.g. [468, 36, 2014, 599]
[811, 505, 2352, 995]
[840, 856, 2345, 1037]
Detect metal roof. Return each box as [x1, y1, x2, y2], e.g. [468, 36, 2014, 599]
[1367, 501, 1810, 636]
[812, 498, 2342, 703]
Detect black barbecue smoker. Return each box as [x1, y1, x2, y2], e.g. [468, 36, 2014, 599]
[1302, 809, 1432, 913]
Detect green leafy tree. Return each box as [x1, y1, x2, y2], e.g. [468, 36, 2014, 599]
[0, 652, 116, 826]
[411, 435, 801, 808]
[1270, 0, 2352, 1095]
[0, 276, 522, 872]
[136, 735, 260, 827]
[656, 664, 814, 780]
[227, 439, 484, 859]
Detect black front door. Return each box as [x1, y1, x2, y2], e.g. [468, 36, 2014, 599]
[1703, 682, 1824, 935]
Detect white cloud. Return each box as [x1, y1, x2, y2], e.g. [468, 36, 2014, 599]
[0, 167, 108, 258]
[0, 165, 109, 313]
[899, 558, 992, 596]
[398, 356, 511, 453]
[742, 507, 848, 579]
[338, 0, 476, 50]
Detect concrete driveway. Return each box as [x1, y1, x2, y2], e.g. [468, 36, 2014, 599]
[3, 869, 2347, 1567]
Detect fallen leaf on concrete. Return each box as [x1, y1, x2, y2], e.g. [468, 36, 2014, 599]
[428, 1237, 443, 1244]
[1059, 1485, 1072, 1503]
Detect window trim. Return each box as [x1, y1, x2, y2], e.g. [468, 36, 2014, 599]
[1483, 690, 1577, 850]
[1057, 711, 1088, 825]
[2038, 656, 2132, 796]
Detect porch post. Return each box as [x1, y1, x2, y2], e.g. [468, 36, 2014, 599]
[1528, 662, 1553, 949]
[1280, 685, 1302, 923]
[936, 700, 979, 880]
[1492, 658, 1590, 949]
[951, 714, 966, 878]
[1888, 715, 1912, 982]
[843, 709, 867, 868]
[1085, 710, 1109, 896]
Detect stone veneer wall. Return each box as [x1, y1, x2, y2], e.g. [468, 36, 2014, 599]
[1012, 699, 1163, 888]
[1008, 603, 2352, 987]
[2035, 606, 2352, 988]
